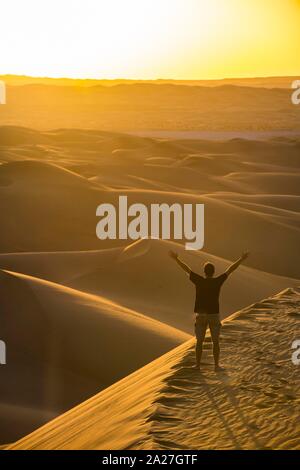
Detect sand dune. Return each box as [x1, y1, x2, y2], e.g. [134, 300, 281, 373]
[7, 287, 300, 450]
[0, 269, 188, 443]
[0, 240, 298, 334]
[0, 126, 300, 447]
[224, 172, 300, 195]
[0, 156, 300, 277]
[0, 248, 120, 284]
[209, 200, 300, 229]
[68, 240, 299, 331]
[209, 193, 300, 213]
[110, 191, 300, 278]
[0, 159, 111, 252]
[1, 83, 299, 131]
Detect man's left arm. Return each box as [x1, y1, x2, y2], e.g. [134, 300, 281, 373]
[225, 251, 250, 276]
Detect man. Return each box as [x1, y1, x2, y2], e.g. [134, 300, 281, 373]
[169, 250, 249, 371]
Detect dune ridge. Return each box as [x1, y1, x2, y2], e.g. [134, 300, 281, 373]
[7, 287, 300, 450]
[1, 129, 300, 274]
[1, 155, 300, 278]
[0, 269, 188, 443]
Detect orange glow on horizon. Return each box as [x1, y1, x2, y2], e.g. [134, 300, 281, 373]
[1, 0, 300, 80]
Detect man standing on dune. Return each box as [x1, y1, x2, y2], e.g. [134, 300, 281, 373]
[169, 250, 249, 371]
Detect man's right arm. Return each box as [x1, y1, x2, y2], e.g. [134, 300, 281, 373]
[169, 250, 191, 275]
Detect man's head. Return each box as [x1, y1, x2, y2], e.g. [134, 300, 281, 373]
[204, 262, 215, 278]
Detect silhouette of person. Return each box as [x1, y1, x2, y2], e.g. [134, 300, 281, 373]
[169, 250, 249, 371]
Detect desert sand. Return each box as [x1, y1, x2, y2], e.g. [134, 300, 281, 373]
[1, 129, 300, 277]
[0, 123, 299, 448]
[7, 288, 300, 450]
[0, 269, 188, 443]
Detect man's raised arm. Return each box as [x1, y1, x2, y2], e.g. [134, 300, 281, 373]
[169, 250, 191, 275]
[225, 251, 249, 276]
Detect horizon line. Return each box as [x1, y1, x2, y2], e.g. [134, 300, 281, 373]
[0, 73, 299, 82]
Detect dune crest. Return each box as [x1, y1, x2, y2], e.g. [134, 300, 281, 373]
[7, 288, 300, 450]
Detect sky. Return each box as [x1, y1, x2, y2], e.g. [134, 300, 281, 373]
[1, 0, 300, 79]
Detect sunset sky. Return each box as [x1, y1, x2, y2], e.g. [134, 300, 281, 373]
[1, 0, 300, 79]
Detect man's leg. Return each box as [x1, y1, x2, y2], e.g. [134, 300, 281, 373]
[195, 316, 207, 368]
[209, 315, 222, 371]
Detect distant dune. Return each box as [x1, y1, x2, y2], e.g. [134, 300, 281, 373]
[1, 74, 296, 88]
[128, 130, 300, 141]
[7, 288, 300, 450]
[0, 269, 188, 443]
[0, 159, 111, 252]
[1, 81, 299, 130]
[1, 132, 300, 278]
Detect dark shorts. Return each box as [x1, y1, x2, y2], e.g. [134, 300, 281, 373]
[194, 313, 221, 341]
